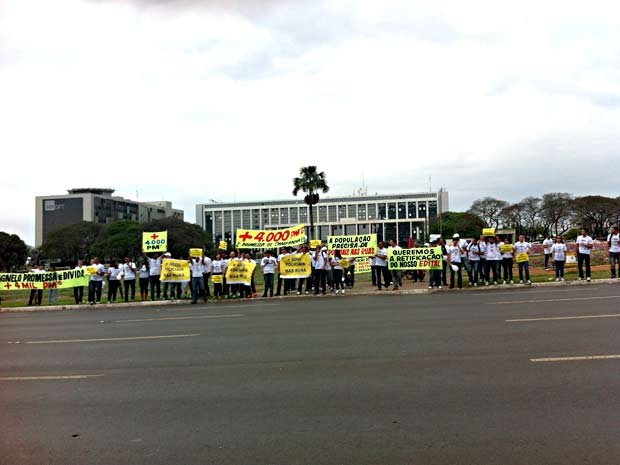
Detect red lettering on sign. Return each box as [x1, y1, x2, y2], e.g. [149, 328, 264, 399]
[4, 283, 11, 290]
[239, 231, 253, 242]
[151, 234, 159, 240]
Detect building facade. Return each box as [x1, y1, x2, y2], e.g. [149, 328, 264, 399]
[35, 188, 184, 246]
[196, 190, 449, 246]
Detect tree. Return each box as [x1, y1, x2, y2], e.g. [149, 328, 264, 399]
[429, 212, 486, 239]
[573, 195, 619, 238]
[142, 217, 212, 258]
[41, 221, 105, 264]
[540, 193, 573, 236]
[520, 196, 543, 239]
[500, 203, 525, 236]
[292, 166, 329, 240]
[467, 197, 509, 228]
[0, 232, 28, 272]
[91, 220, 143, 262]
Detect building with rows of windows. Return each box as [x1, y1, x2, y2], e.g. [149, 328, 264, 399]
[195, 190, 448, 246]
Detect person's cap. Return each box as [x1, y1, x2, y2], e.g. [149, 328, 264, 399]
[453, 233, 460, 239]
[321, 247, 327, 251]
[164, 252, 171, 256]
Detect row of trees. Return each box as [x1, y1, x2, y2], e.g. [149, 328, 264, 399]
[467, 194, 620, 239]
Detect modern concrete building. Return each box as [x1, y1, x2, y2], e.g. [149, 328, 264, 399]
[35, 188, 184, 246]
[196, 190, 449, 246]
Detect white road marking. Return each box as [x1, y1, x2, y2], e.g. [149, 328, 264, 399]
[0, 374, 104, 381]
[507, 313, 620, 322]
[24, 334, 200, 344]
[114, 314, 243, 323]
[531, 354, 620, 363]
[489, 295, 620, 305]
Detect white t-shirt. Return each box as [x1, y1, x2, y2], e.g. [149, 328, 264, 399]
[139, 265, 149, 279]
[202, 257, 212, 273]
[370, 256, 377, 266]
[607, 233, 620, 253]
[148, 257, 162, 276]
[90, 264, 105, 281]
[552, 243, 567, 261]
[312, 251, 326, 270]
[467, 243, 481, 261]
[211, 259, 223, 274]
[121, 262, 136, 280]
[332, 256, 343, 270]
[261, 256, 277, 274]
[543, 238, 554, 255]
[478, 241, 487, 256]
[447, 245, 461, 263]
[190, 259, 204, 278]
[458, 239, 468, 258]
[500, 244, 514, 259]
[375, 248, 388, 267]
[108, 267, 122, 280]
[576, 235, 593, 255]
[485, 243, 501, 261]
[514, 241, 531, 255]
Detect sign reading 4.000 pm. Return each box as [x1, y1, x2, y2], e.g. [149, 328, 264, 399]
[236, 224, 306, 249]
[142, 231, 168, 253]
[388, 247, 443, 270]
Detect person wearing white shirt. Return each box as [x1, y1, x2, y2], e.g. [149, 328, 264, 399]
[453, 233, 473, 283]
[447, 238, 463, 289]
[370, 255, 378, 286]
[500, 238, 515, 285]
[261, 250, 278, 297]
[143, 253, 162, 300]
[478, 237, 488, 284]
[388, 240, 402, 290]
[275, 247, 288, 297]
[73, 260, 86, 304]
[483, 237, 500, 285]
[607, 226, 620, 278]
[552, 236, 568, 281]
[211, 253, 224, 299]
[138, 262, 150, 301]
[88, 257, 106, 305]
[543, 235, 554, 271]
[201, 254, 212, 298]
[106, 261, 122, 303]
[514, 235, 532, 285]
[331, 250, 346, 294]
[576, 229, 593, 281]
[374, 241, 390, 291]
[189, 257, 206, 304]
[121, 256, 137, 302]
[296, 246, 313, 295]
[467, 238, 481, 286]
[312, 246, 327, 295]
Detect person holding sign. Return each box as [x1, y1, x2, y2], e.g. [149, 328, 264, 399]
[211, 253, 225, 299]
[543, 235, 554, 271]
[388, 240, 403, 291]
[121, 257, 137, 302]
[447, 238, 463, 289]
[483, 237, 500, 285]
[88, 257, 105, 305]
[143, 253, 162, 300]
[514, 235, 532, 285]
[331, 250, 345, 294]
[576, 229, 593, 282]
[374, 241, 390, 291]
[27, 263, 45, 306]
[261, 250, 277, 297]
[73, 260, 86, 304]
[312, 245, 327, 295]
[552, 236, 567, 281]
[296, 246, 313, 295]
[138, 261, 149, 301]
[189, 256, 207, 304]
[106, 261, 122, 303]
[201, 253, 212, 298]
[466, 238, 481, 286]
[500, 238, 515, 285]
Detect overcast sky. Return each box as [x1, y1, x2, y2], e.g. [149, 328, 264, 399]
[1, 0, 619, 245]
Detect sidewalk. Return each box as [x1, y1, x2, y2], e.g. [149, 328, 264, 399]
[2, 278, 619, 313]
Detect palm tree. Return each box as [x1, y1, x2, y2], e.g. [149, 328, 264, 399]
[292, 166, 329, 241]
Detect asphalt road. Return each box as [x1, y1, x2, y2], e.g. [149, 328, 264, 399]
[2, 284, 620, 465]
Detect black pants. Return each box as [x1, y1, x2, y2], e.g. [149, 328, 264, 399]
[502, 258, 513, 281]
[28, 289, 43, 306]
[213, 273, 223, 298]
[578, 253, 591, 279]
[297, 274, 312, 293]
[450, 262, 463, 289]
[124, 279, 136, 302]
[149, 275, 161, 300]
[139, 277, 149, 298]
[442, 260, 448, 285]
[88, 281, 102, 303]
[202, 273, 211, 297]
[263, 273, 274, 296]
[313, 269, 326, 294]
[108, 280, 120, 302]
[485, 261, 499, 283]
[371, 265, 377, 285]
[333, 269, 344, 290]
[349, 265, 355, 287]
[73, 286, 84, 304]
[275, 275, 284, 296]
[544, 253, 552, 269]
[375, 266, 390, 289]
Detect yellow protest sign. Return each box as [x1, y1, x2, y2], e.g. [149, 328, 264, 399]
[160, 259, 189, 282]
[189, 248, 203, 258]
[235, 224, 306, 249]
[211, 274, 223, 284]
[310, 240, 322, 249]
[339, 259, 350, 269]
[279, 254, 312, 279]
[0, 269, 90, 291]
[516, 253, 529, 263]
[86, 266, 98, 275]
[500, 244, 514, 254]
[225, 259, 256, 285]
[327, 234, 377, 258]
[482, 228, 496, 237]
[355, 257, 372, 274]
[388, 247, 442, 270]
[219, 241, 228, 250]
[143, 231, 168, 253]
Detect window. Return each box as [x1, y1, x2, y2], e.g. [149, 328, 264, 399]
[328, 205, 337, 221]
[378, 203, 386, 220]
[205, 211, 213, 234]
[418, 202, 427, 218]
[385, 222, 396, 242]
[371, 223, 383, 241]
[367, 204, 376, 220]
[280, 207, 289, 224]
[215, 211, 223, 237]
[252, 209, 261, 228]
[398, 222, 410, 246]
[407, 202, 416, 218]
[319, 206, 327, 222]
[332, 224, 343, 236]
[388, 203, 396, 220]
[357, 204, 366, 220]
[223, 211, 232, 235]
[338, 205, 347, 220]
[270, 208, 279, 224]
[300, 207, 308, 222]
[242, 209, 251, 228]
[347, 204, 356, 219]
[358, 224, 369, 234]
[233, 210, 241, 230]
[345, 224, 357, 235]
[261, 209, 269, 226]
[289, 207, 299, 224]
[428, 201, 438, 218]
[318, 225, 330, 240]
[398, 202, 406, 219]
